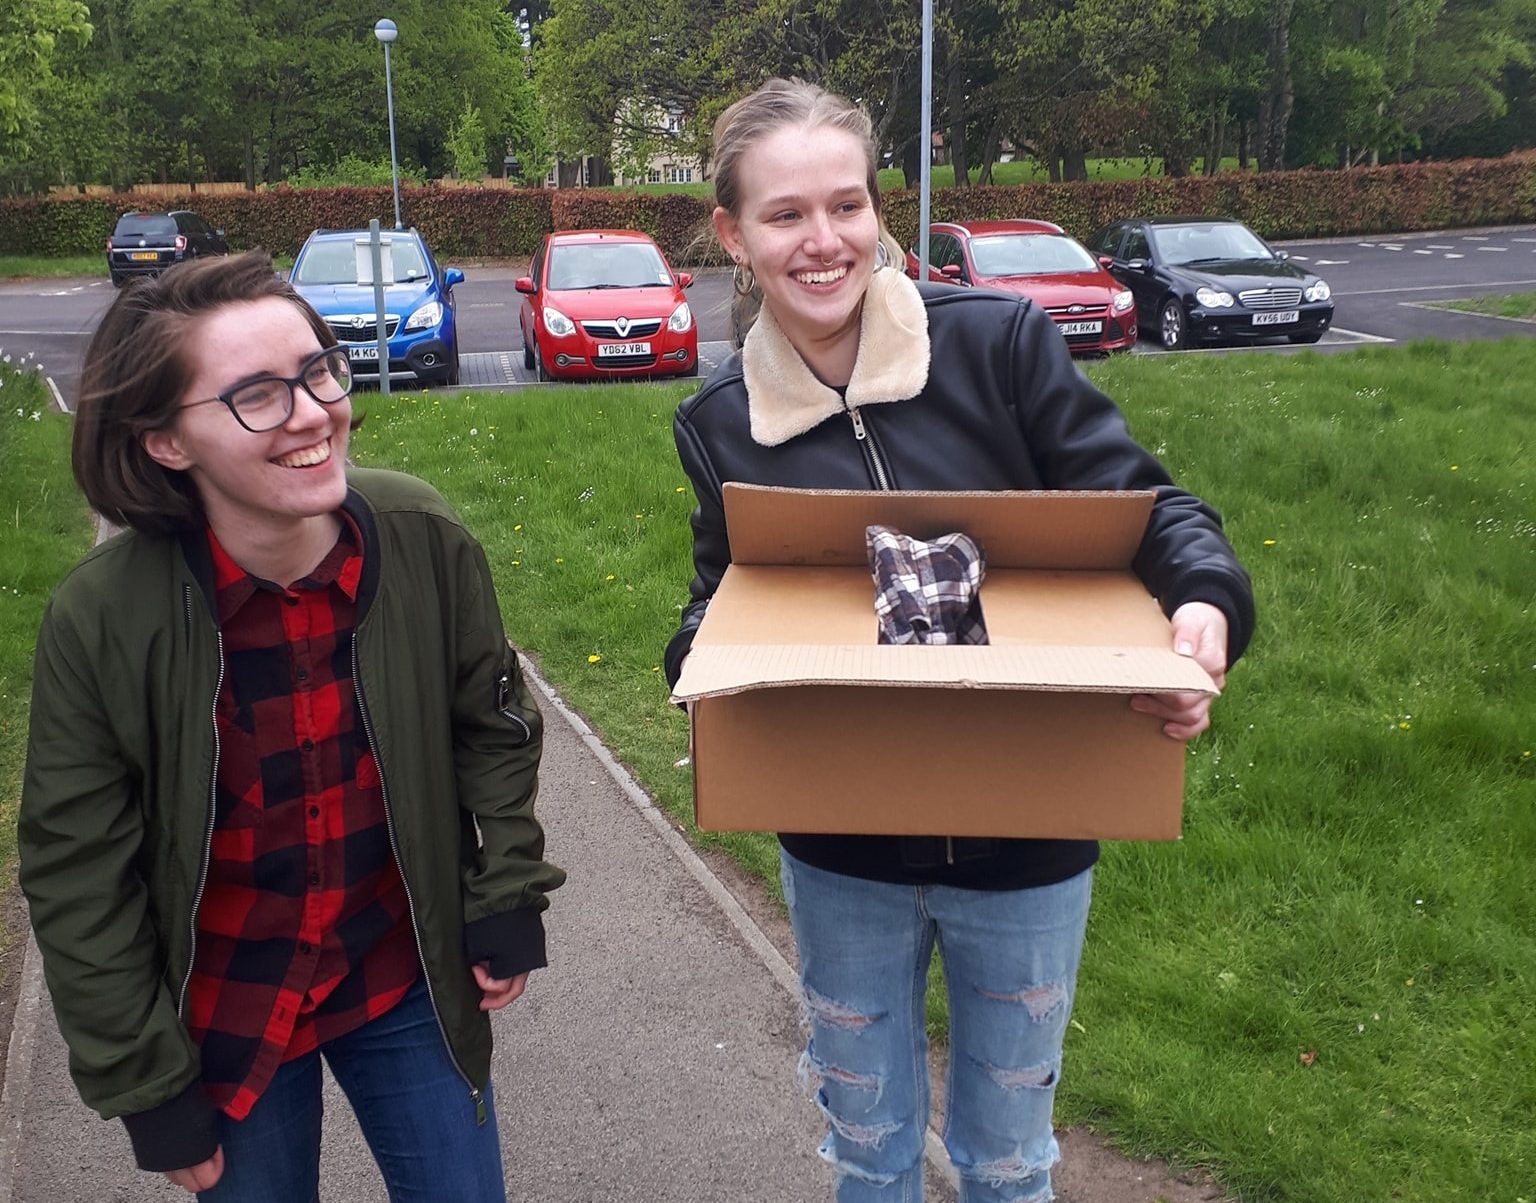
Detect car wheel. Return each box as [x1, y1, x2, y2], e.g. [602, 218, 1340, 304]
[534, 343, 552, 383]
[1287, 331, 1324, 345]
[1159, 298, 1187, 351]
[446, 343, 461, 386]
[110, 272, 125, 288]
[522, 336, 534, 370]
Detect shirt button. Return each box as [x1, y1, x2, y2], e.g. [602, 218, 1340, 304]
[296, 668, 309, 682]
[297, 942, 312, 955]
[309, 873, 320, 887]
[284, 595, 300, 607]
[309, 806, 320, 819]
[301, 738, 314, 752]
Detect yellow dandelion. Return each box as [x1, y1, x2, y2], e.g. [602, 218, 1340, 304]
[675, 486, 686, 493]
[510, 561, 520, 567]
[1398, 721, 1411, 730]
[587, 654, 602, 664]
[555, 557, 564, 564]
[513, 524, 522, 531]
[1263, 539, 1277, 546]
[1450, 464, 1459, 471]
[605, 574, 616, 581]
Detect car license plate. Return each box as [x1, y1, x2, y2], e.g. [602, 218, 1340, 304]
[1252, 310, 1300, 326]
[129, 251, 159, 261]
[1057, 320, 1102, 336]
[596, 341, 651, 358]
[348, 345, 380, 361]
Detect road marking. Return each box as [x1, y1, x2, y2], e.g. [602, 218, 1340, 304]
[1328, 326, 1395, 343]
[1401, 301, 1536, 326]
[467, 301, 505, 308]
[1462, 235, 1490, 241]
[1380, 244, 1404, 251]
[1315, 258, 1350, 265]
[1413, 249, 1433, 255]
[46, 376, 67, 412]
[1515, 238, 1536, 244]
[1444, 253, 1465, 259]
[1336, 277, 1536, 297]
[1289, 254, 1309, 261]
[1358, 242, 1377, 248]
[1426, 244, 1455, 250]
[1477, 246, 1508, 252]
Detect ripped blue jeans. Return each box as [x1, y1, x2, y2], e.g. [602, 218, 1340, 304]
[780, 850, 1092, 1203]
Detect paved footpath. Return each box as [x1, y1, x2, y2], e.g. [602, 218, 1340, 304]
[0, 666, 839, 1202]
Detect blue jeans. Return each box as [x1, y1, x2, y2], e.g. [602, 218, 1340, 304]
[781, 850, 1093, 1203]
[198, 978, 506, 1203]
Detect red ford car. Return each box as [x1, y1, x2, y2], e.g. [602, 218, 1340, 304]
[516, 230, 697, 381]
[906, 219, 1137, 354]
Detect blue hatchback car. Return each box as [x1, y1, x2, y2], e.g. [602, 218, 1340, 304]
[289, 227, 464, 386]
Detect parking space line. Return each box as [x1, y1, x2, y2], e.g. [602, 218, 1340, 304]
[1426, 245, 1455, 250]
[1462, 235, 1490, 241]
[1413, 249, 1433, 255]
[1477, 246, 1509, 252]
[1401, 302, 1536, 327]
[1444, 253, 1465, 258]
[1327, 327, 1395, 343]
[1337, 278, 1536, 296]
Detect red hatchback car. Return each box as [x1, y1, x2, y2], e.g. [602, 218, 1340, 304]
[906, 220, 1137, 354]
[517, 230, 698, 381]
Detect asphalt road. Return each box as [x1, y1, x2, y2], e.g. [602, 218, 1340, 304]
[4, 224, 1535, 408]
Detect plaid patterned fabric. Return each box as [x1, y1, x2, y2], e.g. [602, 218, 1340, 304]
[866, 524, 990, 645]
[184, 518, 418, 1120]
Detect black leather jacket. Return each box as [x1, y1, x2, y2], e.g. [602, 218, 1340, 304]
[667, 284, 1255, 889]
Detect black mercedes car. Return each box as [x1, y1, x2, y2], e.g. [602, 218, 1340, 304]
[106, 210, 228, 286]
[1088, 216, 1333, 350]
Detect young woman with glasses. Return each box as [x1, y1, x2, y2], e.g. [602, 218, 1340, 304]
[20, 252, 564, 1201]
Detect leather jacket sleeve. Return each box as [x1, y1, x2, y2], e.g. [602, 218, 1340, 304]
[665, 406, 729, 687]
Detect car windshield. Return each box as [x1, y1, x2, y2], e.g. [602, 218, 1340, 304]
[115, 215, 177, 238]
[293, 237, 430, 285]
[547, 242, 671, 290]
[1150, 223, 1272, 265]
[968, 233, 1097, 276]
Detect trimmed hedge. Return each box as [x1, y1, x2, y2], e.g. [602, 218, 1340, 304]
[5, 153, 1533, 264]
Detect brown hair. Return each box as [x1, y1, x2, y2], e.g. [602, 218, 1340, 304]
[710, 78, 904, 339]
[72, 251, 338, 536]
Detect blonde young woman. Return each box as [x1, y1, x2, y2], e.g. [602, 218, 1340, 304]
[666, 79, 1255, 1203]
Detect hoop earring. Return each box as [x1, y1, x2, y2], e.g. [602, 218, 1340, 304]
[732, 261, 757, 296]
[875, 241, 891, 270]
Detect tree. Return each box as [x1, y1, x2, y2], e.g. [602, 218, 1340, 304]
[0, 0, 91, 179]
[446, 96, 489, 179]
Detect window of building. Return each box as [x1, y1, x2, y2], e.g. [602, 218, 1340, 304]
[666, 165, 693, 184]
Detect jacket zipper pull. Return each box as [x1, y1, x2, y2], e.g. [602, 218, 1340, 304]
[847, 406, 868, 441]
[946, 836, 955, 866]
[471, 1087, 487, 1126]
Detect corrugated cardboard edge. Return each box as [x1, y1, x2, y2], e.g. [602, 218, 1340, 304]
[673, 643, 1216, 703]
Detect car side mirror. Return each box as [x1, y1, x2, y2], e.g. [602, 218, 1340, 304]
[677, 271, 693, 289]
[515, 276, 535, 295]
[941, 264, 962, 278]
[444, 267, 465, 288]
[1275, 250, 1289, 260]
[1126, 258, 1149, 271]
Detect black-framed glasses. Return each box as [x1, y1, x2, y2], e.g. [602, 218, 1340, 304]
[181, 347, 354, 433]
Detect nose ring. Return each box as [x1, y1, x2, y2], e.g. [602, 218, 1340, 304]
[820, 256, 835, 266]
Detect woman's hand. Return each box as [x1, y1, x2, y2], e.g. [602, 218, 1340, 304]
[1130, 601, 1229, 742]
[473, 965, 530, 1011]
[165, 1148, 224, 1193]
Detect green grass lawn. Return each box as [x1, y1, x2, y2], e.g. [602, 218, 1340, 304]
[2, 342, 1530, 1202]
[1431, 291, 1536, 321]
[0, 359, 95, 871]
[0, 254, 108, 280]
[343, 343, 1532, 1203]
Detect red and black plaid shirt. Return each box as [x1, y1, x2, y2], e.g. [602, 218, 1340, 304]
[184, 517, 418, 1119]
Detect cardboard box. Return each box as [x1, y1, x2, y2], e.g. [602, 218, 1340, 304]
[670, 485, 1217, 840]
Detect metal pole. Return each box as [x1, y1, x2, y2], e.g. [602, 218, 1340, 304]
[918, 0, 933, 280]
[383, 43, 402, 229]
[370, 219, 390, 397]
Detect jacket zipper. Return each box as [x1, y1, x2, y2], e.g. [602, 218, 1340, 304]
[178, 609, 222, 1016]
[845, 404, 893, 491]
[353, 640, 488, 1125]
[843, 410, 950, 864]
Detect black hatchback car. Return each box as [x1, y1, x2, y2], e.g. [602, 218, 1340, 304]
[106, 210, 229, 286]
[1089, 216, 1333, 350]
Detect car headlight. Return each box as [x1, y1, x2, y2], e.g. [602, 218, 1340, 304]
[1195, 287, 1234, 308]
[1304, 280, 1331, 302]
[667, 301, 693, 333]
[403, 300, 443, 332]
[1111, 289, 1135, 314]
[542, 306, 576, 337]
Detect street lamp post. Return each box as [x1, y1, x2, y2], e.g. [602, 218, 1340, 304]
[373, 18, 402, 230]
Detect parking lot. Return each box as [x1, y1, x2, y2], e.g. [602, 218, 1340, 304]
[4, 225, 1535, 407]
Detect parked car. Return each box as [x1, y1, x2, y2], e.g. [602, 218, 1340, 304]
[517, 230, 697, 382]
[904, 219, 1136, 354]
[106, 210, 228, 286]
[1089, 216, 1334, 350]
[288, 226, 463, 386]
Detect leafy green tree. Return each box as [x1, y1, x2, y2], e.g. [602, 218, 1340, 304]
[446, 96, 489, 178]
[0, 0, 92, 179]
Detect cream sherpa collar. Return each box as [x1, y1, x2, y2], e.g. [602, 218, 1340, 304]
[741, 267, 931, 447]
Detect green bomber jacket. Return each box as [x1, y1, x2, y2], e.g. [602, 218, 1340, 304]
[19, 467, 564, 1170]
